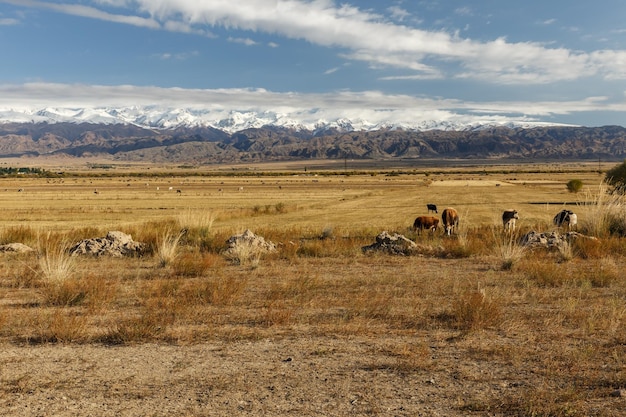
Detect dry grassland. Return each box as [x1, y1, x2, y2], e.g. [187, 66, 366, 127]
[0, 160, 625, 416]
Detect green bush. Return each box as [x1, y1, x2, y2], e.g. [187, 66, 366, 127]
[566, 179, 583, 193]
[605, 160, 626, 194]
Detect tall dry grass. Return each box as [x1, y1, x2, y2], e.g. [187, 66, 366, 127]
[35, 232, 85, 307]
[156, 229, 185, 267]
[492, 227, 526, 270]
[580, 182, 626, 237]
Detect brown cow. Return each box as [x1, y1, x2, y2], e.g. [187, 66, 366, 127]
[441, 207, 459, 236]
[413, 216, 439, 235]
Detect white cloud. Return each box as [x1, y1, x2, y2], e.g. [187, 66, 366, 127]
[227, 37, 258, 46]
[0, 17, 19, 25]
[1, 83, 624, 124]
[454, 7, 473, 16]
[5, 0, 626, 84]
[540, 18, 557, 25]
[154, 51, 199, 60]
[387, 6, 409, 22]
[1, 0, 160, 29]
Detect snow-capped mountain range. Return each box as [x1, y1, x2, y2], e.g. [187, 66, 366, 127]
[0, 106, 572, 133]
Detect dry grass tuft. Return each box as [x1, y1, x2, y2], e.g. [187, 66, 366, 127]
[588, 257, 620, 287]
[518, 258, 567, 287]
[493, 228, 526, 270]
[580, 183, 626, 237]
[179, 275, 248, 306]
[452, 289, 503, 331]
[156, 229, 185, 267]
[177, 209, 216, 248]
[97, 301, 177, 345]
[24, 310, 89, 344]
[35, 233, 83, 306]
[37, 233, 76, 283]
[171, 251, 219, 277]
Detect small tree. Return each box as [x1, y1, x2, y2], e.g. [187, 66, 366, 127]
[605, 160, 626, 194]
[566, 179, 583, 193]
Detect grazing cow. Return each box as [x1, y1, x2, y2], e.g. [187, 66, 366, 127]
[553, 209, 577, 231]
[441, 207, 459, 236]
[502, 209, 519, 232]
[413, 216, 439, 235]
[427, 204, 438, 213]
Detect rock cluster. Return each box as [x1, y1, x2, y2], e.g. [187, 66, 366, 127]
[520, 230, 597, 249]
[361, 231, 418, 256]
[224, 229, 276, 255]
[69, 231, 147, 257]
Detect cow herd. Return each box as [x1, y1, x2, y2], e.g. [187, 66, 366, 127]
[413, 204, 577, 236]
[412, 206, 459, 236]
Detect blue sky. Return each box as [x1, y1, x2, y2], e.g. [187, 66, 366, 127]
[1, 0, 626, 128]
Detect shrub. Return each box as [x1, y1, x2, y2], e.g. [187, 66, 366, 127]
[605, 160, 626, 194]
[566, 179, 583, 193]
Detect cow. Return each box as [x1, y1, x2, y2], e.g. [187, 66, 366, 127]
[553, 209, 577, 231]
[502, 209, 519, 232]
[413, 216, 439, 235]
[441, 207, 459, 236]
[427, 204, 438, 214]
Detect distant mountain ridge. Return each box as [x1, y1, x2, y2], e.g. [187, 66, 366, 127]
[0, 120, 624, 163]
[0, 106, 571, 134]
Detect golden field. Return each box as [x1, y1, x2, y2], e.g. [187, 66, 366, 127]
[0, 159, 625, 416]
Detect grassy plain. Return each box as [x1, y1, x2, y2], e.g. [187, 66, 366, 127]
[0, 159, 625, 416]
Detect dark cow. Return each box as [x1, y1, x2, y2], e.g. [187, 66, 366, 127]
[502, 209, 519, 232]
[427, 204, 438, 214]
[413, 216, 439, 235]
[441, 207, 459, 236]
[553, 209, 577, 231]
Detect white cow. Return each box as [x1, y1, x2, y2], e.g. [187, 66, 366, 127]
[553, 209, 577, 231]
[502, 209, 519, 232]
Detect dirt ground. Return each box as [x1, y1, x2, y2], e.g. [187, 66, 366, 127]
[1, 334, 622, 417]
[0, 334, 520, 416]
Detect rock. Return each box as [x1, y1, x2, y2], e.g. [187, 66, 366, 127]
[361, 231, 417, 255]
[610, 389, 625, 397]
[70, 231, 146, 257]
[0, 242, 35, 253]
[520, 230, 597, 249]
[224, 229, 276, 254]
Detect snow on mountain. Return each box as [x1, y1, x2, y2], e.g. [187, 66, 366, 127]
[0, 106, 573, 133]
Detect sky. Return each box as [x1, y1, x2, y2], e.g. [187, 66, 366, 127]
[1, 0, 626, 128]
